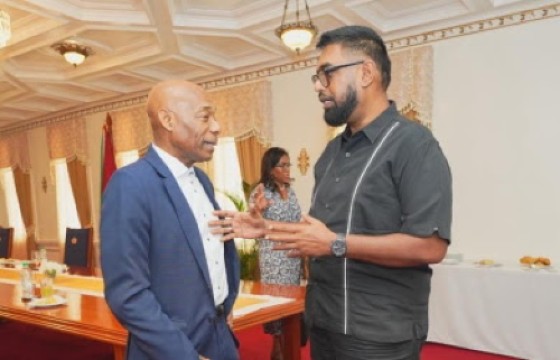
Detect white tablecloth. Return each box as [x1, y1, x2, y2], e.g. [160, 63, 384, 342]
[428, 262, 560, 360]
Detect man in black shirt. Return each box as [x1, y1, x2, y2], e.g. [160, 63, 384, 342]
[213, 25, 452, 360]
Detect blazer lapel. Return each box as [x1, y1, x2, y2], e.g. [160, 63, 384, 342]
[145, 147, 213, 292]
[195, 167, 219, 209]
[195, 167, 241, 308]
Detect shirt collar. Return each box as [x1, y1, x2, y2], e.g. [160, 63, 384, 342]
[341, 101, 400, 144]
[152, 143, 194, 180]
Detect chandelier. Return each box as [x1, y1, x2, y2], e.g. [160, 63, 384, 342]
[275, 0, 318, 54]
[0, 10, 11, 48]
[51, 40, 94, 67]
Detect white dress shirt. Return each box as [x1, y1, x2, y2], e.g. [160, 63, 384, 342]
[153, 144, 228, 306]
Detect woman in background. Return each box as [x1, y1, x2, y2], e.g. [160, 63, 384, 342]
[250, 147, 302, 360]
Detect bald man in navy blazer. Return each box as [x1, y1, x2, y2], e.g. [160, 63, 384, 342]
[101, 80, 240, 360]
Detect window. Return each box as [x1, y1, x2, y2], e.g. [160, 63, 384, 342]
[116, 149, 140, 168]
[0, 167, 27, 258]
[212, 137, 248, 252]
[52, 159, 81, 245]
[213, 137, 246, 207]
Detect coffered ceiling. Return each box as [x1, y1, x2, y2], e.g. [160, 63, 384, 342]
[0, 0, 557, 133]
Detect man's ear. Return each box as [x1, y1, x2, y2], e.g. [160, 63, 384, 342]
[360, 61, 376, 88]
[158, 109, 174, 131]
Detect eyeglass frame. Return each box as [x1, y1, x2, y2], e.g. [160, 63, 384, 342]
[311, 60, 365, 87]
[274, 163, 292, 169]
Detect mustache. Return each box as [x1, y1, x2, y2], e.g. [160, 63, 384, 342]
[318, 93, 334, 103]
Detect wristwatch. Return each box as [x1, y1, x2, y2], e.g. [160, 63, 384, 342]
[331, 233, 347, 258]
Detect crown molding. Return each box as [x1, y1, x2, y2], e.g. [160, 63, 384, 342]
[1, 3, 558, 137]
[0, 93, 149, 137]
[385, 4, 559, 50]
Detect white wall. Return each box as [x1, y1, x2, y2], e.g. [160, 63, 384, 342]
[270, 68, 328, 212]
[432, 17, 560, 261]
[28, 126, 57, 242]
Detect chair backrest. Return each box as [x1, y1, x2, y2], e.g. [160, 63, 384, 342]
[63, 227, 93, 275]
[0, 227, 14, 258]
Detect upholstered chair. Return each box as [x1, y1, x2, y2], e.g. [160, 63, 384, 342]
[0, 227, 14, 259]
[63, 227, 94, 276]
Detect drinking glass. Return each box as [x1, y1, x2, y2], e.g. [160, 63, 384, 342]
[39, 248, 48, 263]
[31, 251, 41, 271]
[40, 276, 55, 298]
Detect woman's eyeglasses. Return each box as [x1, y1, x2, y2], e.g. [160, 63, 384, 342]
[274, 163, 291, 169]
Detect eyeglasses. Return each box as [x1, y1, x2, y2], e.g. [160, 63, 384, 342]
[274, 163, 291, 169]
[311, 60, 365, 87]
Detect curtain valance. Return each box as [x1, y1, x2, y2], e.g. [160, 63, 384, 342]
[107, 80, 273, 153]
[208, 80, 272, 145]
[109, 106, 152, 153]
[0, 132, 31, 171]
[388, 45, 433, 128]
[46, 117, 88, 162]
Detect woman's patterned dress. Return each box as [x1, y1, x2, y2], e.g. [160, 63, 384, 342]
[250, 185, 302, 334]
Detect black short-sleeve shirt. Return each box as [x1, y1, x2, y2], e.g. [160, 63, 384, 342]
[307, 102, 452, 342]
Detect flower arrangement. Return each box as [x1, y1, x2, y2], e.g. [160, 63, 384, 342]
[39, 261, 67, 278]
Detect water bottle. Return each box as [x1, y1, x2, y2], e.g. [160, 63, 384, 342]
[20, 261, 34, 302]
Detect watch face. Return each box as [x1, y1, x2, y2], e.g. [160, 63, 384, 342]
[331, 238, 346, 257]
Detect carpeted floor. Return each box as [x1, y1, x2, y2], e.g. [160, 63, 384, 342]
[236, 326, 522, 360]
[0, 321, 113, 360]
[0, 320, 522, 359]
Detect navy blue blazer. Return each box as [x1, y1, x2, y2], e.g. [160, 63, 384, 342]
[101, 146, 240, 360]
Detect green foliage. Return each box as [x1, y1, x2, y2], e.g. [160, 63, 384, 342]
[242, 181, 253, 203]
[238, 249, 259, 280]
[219, 190, 259, 280]
[221, 191, 247, 211]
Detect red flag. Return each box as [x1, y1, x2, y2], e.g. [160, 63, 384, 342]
[101, 113, 117, 193]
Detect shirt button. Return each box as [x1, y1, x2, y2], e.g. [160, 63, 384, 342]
[325, 204, 330, 209]
[335, 177, 340, 182]
[345, 152, 351, 157]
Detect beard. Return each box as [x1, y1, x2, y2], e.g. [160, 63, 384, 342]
[323, 85, 358, 127]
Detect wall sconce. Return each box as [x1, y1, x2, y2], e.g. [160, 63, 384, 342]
[41, 177, 47, 193]
[297, 148, 310, 175]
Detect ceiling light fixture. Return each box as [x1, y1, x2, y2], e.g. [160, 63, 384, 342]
[51, 40, 94, 67]
[275, 0, 318, 54]
[0, 10, 11, 48]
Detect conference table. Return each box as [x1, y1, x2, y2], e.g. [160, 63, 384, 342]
[428, 261, 560, 360]
[0, 267, 305, 360]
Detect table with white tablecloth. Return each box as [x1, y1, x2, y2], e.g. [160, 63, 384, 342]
[428, 262, 560, 360]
